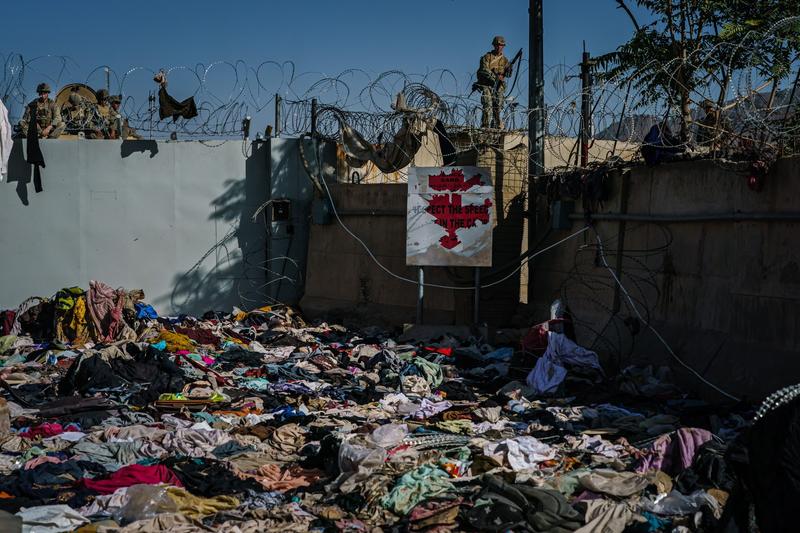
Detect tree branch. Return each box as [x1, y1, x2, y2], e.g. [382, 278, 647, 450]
[616, 0, 641, 32]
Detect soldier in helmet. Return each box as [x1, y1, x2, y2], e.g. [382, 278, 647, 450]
[475, 36, 511, 129]
[62, 91, 103, 138]
[106, 95, 123, 139]
[18, 83, 65, 138]
[96, 88, 111, 125]
[105, 95, 140, 140]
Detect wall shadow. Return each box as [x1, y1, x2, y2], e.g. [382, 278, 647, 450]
[153, 141, 270, 315]
[442, 193, 526, 327]
[4, 140, 32, 206]
[483, 192, 526, 325]
[121, 140, 159, 159]
[260, 138, 311, 306]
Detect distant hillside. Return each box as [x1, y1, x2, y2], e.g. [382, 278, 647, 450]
[595, 88, 799, 142]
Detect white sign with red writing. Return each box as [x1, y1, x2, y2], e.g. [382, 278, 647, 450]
[406, 166, 494, 267]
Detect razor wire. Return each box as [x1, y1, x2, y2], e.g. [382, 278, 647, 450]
[0, 16, 798, 170]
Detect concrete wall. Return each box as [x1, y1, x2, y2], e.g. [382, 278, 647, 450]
[265, 138, 337, 305]
[300, 132, 638, 327]
[0, 138, 268, 316]
[530, 156, 800, 400]
[302, 152, 800, 399]
[301, 181, 523, 327]
[301, 133, 547, 326]
[5, 135, 796, 400]
[301, 183, 471, 325]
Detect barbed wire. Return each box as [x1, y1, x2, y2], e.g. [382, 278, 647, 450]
[1, 17, 798, 173]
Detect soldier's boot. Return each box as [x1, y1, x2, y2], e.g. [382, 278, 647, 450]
[48, 124, 66, 139]
[480, 87, 494, 128]
[492, 105, 503, 130]
[481, 110, 491, 128]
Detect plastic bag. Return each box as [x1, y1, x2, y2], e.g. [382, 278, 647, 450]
[112, 484, 178, 525]
[338, 436, 387, 476]
[640, 489, 720, 517]
[370, 424, 408, 448]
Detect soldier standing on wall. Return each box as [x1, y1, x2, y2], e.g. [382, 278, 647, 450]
[475, 36, 511, 129]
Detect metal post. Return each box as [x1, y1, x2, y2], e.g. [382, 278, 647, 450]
[416, 267, 424, 324]
[105, 67, 110, 95]
[473, 268, 481, 325]
[274, 94, 282, 137]
[148, 91, 154, 140]
[311, 98, 318, 137]
[580, 44, 593, 168]
[527, 0, 544, 304]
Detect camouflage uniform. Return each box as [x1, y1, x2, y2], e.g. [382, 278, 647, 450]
[104, 95, 141, 140]
[476, 36, 510, 129]
[62, 93, 103, 137]
[106, 95, 124, 139]
[19, 93, 65, 138]
[95, 89, 112, 133]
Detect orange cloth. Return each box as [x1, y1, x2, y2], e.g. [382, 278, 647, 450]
[240, 464, 323, 492]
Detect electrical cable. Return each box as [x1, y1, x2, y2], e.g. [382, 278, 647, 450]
[557, 220, 675, 361]
[319, 172, 589, 290]
[593, 227, 741, 402]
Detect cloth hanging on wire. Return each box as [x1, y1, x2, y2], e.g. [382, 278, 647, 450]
[0, 99, 12, 180]
[25, 102, 45, 193]
[158, 86, 198, 122]
[335, 109, 433, 174]
[433, 119, 456, 166]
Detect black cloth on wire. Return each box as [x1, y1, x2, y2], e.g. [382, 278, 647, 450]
[158, 86, 198, 121]
[25, 102, 45, 193]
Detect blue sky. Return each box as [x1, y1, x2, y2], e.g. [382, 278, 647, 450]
[2, 1, 646, 75]
[1, 0, 651, 129]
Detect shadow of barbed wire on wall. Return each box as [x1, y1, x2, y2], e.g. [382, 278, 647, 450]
[553, 223, 671, 373]
[258, 138, 314, 306]
[153, 142, 273, 315]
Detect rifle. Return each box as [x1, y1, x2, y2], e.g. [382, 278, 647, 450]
[494, 48, 523, 94]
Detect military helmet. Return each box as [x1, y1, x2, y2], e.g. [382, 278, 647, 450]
[36, 82, 51, 94]
[492, 36, 506, 46]
[96, 88, 109, 100]
[68, 93, 82, 106]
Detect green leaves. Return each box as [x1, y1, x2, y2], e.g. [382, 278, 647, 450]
[598, 0, 799, 134]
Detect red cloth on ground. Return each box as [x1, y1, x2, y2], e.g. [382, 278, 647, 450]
[522, 319, 576, 354]
[422, 347, 453, 357]
[19, 423, 69, 439]
[172, 326, 220, 347]
[80, 464, 183, 494]
[0, 310, 15, 336]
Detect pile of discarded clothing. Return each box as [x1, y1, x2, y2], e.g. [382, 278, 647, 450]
[0, 281, 769, 531]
